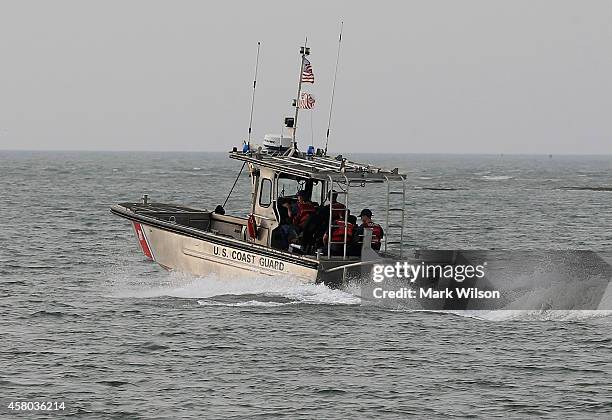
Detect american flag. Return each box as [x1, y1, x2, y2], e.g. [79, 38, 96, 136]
[301, 57, 314, 83]
[298, 92, 315, 109]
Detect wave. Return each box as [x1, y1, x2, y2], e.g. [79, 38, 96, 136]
[390, 309, 612, 322]
[417, 186, 461, 191]
[560, 186, 612, 192]
[482, 175, 513, 181]
[197, 299, 295, 307]
[455, 309, 612, 322]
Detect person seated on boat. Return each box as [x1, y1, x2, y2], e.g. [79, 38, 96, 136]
[290, 190, 317, 232]
[299, 208, 324, 255]
[271, 197, 298, 250]
[323, 213, 357, 256]
[346, 215, 361, 256]
[299, 191, 345, 251]
[355, 208, 384, 251]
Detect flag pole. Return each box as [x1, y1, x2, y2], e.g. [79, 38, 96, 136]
[290, 37, 308, 154]
[325, 21, 343, 156]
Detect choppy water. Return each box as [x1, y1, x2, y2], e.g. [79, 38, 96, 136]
[1, 151, 611, 418]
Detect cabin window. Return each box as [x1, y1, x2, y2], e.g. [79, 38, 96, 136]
[277, 176, 304, 198]
[310, 180, 323, 206]
[276, 174, 325, 206]
[259, 178, 272, 207]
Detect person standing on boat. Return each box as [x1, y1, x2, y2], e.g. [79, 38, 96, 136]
[290, 190, 317, 231]
[301, 191, 347, 252]
[356, 209, 384, 251]
[323, 214, 358, 256]
[325, 190, 346, 221]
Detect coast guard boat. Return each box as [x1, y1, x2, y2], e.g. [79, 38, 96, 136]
[111, 42, 408, 286]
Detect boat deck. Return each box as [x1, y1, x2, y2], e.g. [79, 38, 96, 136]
[118, 202, 212, 231]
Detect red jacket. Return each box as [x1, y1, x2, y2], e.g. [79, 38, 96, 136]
[358, 222, 384, 250]
[292, 201, 316, 228]
[324, 220, 355, 244]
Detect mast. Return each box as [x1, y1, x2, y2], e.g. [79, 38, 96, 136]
[290, 37, 309, 153]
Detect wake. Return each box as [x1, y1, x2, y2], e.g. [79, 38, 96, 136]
[442, 309, 612, 322]
[110, 271, 361, 307]
[108, 269, 611, 319]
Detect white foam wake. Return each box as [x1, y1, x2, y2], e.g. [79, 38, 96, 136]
[111, 271, 361, 306]
[197, 300, 293, 307]
[482, 175, 513, 181]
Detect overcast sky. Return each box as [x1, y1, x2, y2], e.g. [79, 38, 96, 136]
[1, 1, 611, 154]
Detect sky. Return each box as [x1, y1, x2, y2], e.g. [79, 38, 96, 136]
[1, 0, 611, 154]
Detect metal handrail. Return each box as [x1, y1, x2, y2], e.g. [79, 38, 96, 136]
[383, 174, 407, 258]
[325, 174, 350, 260]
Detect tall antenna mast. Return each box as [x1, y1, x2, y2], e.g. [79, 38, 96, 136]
[290, 37, 309, 153]
[225, 42, 260, 209]
[247, 42, 261, 145]
[324, 21, 343, 156]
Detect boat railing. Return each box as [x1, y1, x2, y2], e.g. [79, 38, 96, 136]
[324, 173, 407, 261]
[384, 174, 407, 258]
[326, 174, 350, 259]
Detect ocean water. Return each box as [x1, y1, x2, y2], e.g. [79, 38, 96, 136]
[1, 151, 611, 419]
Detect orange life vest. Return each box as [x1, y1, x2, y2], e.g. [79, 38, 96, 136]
[362, 222, 383, 247]
[327, 220, 355, 243]
[247, 214, 257, 239]
[293, 202, 316, 228]
[331, 202, 346, 221]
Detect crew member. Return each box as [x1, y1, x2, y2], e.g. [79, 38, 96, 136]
[356, 209, 384, 251]
[290, 190, 317, 231]
[323, 213, 357, 256]
[271, 197, 298, 250]
[327, 190, 347, 221]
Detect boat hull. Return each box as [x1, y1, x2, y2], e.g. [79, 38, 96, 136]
[111, 203, 391, 287]
[111, 203, 322, 283]
[133, 221, 319, 282]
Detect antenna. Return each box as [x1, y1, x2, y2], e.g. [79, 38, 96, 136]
[247, 42, 261, 145]
[225, 42, 260, 209]
[324, 21, 343, 156]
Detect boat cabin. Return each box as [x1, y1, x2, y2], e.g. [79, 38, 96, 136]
[224, 148, 407, 259]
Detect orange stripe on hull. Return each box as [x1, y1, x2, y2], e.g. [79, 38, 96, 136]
[133, 222, 154, 260]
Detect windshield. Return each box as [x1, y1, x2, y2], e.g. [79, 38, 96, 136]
[276, 175, 324, 205]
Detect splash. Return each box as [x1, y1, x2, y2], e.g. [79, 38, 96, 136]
[110, 271, 361, 306]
